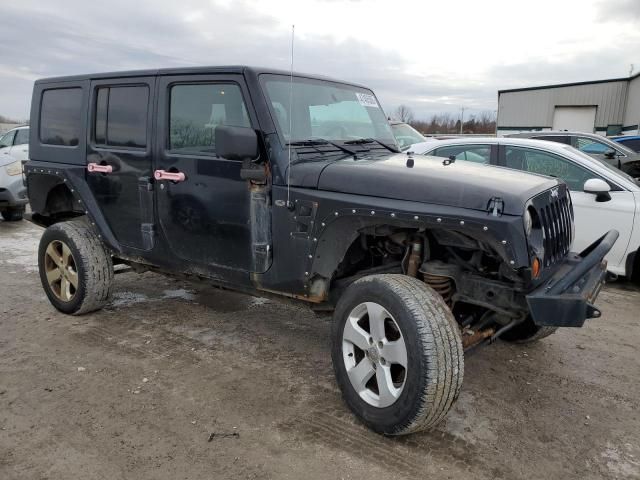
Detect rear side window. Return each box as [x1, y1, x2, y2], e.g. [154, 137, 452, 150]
[94, 85, 149, 148]
[431, 144, 491, 164]
[168, 83, 250, 156]
[40, 88, 83, 146]
[14, 129, 29, 145]
[620, 138, 640, 152]
[575, 137, 611, 154]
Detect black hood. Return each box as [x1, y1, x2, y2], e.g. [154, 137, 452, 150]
[310, 154, 560, 216]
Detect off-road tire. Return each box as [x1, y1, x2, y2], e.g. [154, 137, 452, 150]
[500, 316, 557, 344]
[38, 219, 114, 315]
[1, 206, 24, 221]
[331, 274, 464, 435]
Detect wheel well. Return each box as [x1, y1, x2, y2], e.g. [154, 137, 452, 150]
[36, 184, 83, 226]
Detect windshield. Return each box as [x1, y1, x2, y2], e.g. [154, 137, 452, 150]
[391, 123, 426, 150]
[261, 74, 396, 146]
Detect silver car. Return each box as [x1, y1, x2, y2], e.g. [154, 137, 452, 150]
[0, 126, 29, 221]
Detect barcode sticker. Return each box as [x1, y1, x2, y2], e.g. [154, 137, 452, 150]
[356, 92, 379, 108]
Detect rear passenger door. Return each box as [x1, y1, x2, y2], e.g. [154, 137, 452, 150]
[87, 77, 156, 251]
[154, 74, 257, 272]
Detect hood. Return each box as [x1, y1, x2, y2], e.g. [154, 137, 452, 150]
[316, 154, 560, 216]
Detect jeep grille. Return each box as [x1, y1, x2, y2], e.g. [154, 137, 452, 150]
[532, 185, 574, 267]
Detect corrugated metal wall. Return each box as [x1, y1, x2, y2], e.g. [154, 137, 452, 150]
[623, 76, 640, 129]
[498, 81, 628, 129]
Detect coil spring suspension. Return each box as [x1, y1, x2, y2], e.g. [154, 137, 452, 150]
[424, 273, 454, 305]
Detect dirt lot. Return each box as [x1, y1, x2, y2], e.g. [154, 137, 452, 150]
[1, 219, 639, 480]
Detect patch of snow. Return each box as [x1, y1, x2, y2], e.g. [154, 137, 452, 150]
[0, 226, 41, 272]
[161, 288, 195, 301]
[110, 291, 149, 308]
[248, 296, 270, 308]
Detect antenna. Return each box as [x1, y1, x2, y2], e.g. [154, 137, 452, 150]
[286, 24, 295, 209]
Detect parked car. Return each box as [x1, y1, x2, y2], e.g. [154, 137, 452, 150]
[0, 125, 29, 221]
[411, 137, 638, 278]
[612, 135, 640, 153]
[507, 131, 640, 178]
[25, 66, 615, 435]
[389, 121, 427, 150]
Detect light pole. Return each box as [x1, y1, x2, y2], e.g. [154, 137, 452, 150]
[460, 107, 465, 134]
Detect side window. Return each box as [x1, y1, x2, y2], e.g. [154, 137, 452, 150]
[575, 137, 612, 155]
[14, 129, 29, 145]
[504, 146, 600, 190]
[623, 139, 640, 152]
[169, 83, 250, 156]
[94, 85, 149, 148]
[431, 144, 491, 164]
[0, 130, 15, 148]
[532, 135, 570, 145]
[40, 88, 83, 146]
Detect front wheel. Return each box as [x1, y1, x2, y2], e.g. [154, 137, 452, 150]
[38, 219, 114, 315]
[331, 274, 464, 435]
[1, 206, 24, 221]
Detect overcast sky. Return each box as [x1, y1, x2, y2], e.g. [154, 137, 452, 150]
[1, 0, 639, 121]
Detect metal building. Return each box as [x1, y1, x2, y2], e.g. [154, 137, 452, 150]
[497, 73, 640, 137]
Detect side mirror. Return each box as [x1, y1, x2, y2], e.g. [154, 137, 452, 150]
[215, 125, 259, 161]
[583, 178, 611, 202]
[604, 149, 617, 159]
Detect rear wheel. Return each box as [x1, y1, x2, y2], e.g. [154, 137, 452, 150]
[331, 274, 464, 435]
[38, 219, 114, 315]
[0, 206, 24, 221]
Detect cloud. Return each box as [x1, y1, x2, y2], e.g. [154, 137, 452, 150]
[0, 0, 639, 122]
[596, 0, 640, 22]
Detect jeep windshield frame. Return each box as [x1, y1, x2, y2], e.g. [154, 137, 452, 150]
[259, 74, 397, 157]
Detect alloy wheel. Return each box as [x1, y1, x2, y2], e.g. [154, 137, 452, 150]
[342, 302, 408, 408]
[43, 240, 79, 302]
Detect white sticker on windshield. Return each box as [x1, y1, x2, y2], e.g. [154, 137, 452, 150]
[356, 92, 379, 108]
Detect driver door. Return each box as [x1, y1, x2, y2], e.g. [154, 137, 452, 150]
[154, 74, 258, 272]
[499, 144, 635, 268]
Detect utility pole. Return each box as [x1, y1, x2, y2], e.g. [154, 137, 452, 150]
[460, 107, 465, 134]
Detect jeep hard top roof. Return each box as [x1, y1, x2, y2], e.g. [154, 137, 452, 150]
[34, 65, 369, 90]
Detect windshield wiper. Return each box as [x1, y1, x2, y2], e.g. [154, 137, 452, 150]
[343, 137, 401, 153]
[288, 138, 357, 156]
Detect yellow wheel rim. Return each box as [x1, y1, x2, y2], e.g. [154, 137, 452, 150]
[44, 240, 79, 302]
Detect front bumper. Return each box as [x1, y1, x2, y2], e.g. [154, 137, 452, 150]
[526, 230, 619, 327]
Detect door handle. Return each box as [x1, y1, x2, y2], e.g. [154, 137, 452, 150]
[154, 170, 186, 182]
[87, 162, 113, 173]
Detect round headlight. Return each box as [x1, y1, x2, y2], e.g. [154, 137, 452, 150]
[523, 209, 533, 236]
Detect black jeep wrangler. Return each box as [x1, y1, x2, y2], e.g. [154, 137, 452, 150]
[25, 66, 617, 435]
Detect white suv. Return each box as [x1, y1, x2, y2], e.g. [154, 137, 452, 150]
[410, 137, 640, 279]
[0, 125, 29, 221]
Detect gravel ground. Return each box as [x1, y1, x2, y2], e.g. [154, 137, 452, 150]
[1, 219, 639, 480]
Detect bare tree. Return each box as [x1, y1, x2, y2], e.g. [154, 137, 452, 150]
[394, 105, 414, 123]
